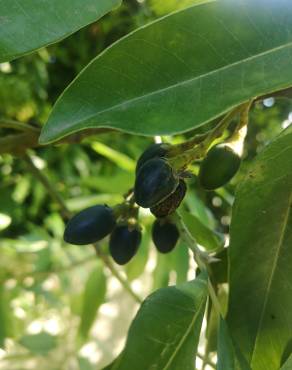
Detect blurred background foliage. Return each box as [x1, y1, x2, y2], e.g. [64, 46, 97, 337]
[0, 0, 291, 369]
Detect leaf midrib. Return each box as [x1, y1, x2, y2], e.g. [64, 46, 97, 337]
[250, 189, 292, 366]
[50, 40, 292, 131]
[162, 292, 206, 370]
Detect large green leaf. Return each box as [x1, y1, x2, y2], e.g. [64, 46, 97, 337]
[227, 131, 292, 370]
[217, 318, 237, 370]
[40, 0, 292, 144]
[113, 273, 208, 370]
[281, 354, 292, 370]
[217, 318, 251, 370]
[0, 0, 121, 63]
[78, 262, 107, 339]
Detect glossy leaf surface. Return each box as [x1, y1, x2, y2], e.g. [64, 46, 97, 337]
[41, 0, 292, 143]
[0, 0, 121, 62]
[227, 130, 292, 370]
[114, 273, 208, 370]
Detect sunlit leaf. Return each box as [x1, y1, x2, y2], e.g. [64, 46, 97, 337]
[170, 241, 190, 284]
[78, 356, 96, 370]
[78, 262, 107, 339]
[152, 253, 171, 290]
[149, 0, 205, 15]
[125, 226, 150, 282]
[91, 142, 135, 172]
[19, 332, 57, 355]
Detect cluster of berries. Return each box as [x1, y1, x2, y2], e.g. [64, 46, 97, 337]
[63, 141, 241, 265]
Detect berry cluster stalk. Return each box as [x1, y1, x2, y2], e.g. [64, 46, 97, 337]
[167, 101, 252, 170]
[23, 153, 143, 304]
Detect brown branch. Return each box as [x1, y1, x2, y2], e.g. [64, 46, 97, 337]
[0, 132, 39, 155]
[0, 127, 113, 156]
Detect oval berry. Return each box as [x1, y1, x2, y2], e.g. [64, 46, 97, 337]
[64, 205, 116, 245]
[152, 219, 179, 254]
[109, 225, 142, 265]
[150, 179, 187, 218]
[199, 144, 241, 190]
[136, 143, 170, 174]
[134, 158, 178, 208]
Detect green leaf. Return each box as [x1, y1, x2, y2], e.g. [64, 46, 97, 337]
[0, 286, 9, 348]
[78, 357, 95, 370]
[149, 0, 204, 15]
[217, 318, 236, 370]
[152, 253, 172, 290]
[205, 285, 228, 354]
[209, 249, 228, 285]
[40, 0, 292, 143]
[102, 352, 123, 370]
[114, 273, 208, 370]
[227, 131, 292, 370]
[181, 210, 224, 251]
[281, 354, 292, 370]
[170, 240, 190, 284]
[78, 262, 107, 339]
[19, 332, 57, 355]
[0, 0, 121, 63]
[152, 241, 189, 289]
[217, 318, 251, 370]
[125, 226, 150, 281]
[90, 142, 135, 172]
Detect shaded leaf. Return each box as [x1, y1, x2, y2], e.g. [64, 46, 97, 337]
[281, 354, 292, 370]
[0, 0, 121, 63]
[217, 318, 251, 370]
[205, 285, 228, 354]
[227, 131, 292, 370]
[181, 210, 224, 251]
[209, 249, 228, 285]
[41, 0, 292, 143]
[217, 318, 235, 370]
